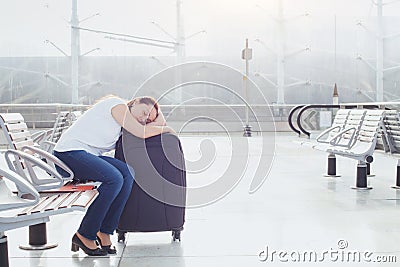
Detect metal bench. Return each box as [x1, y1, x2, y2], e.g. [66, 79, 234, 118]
[315, 109, 352, 145]
[298, 109, 351, 146]
[0, 167, 97, 267]
[0, 113, 98, 254]
[31, 111, 81, 153]
[299, 109, 366, 177]
[31, 111, 69, 150]
[312, 109, 389, 189]
[0, 113, 72, 185]
[376, 110, 400, 188]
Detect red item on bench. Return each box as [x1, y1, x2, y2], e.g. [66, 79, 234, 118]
[40, 181, 97, 193]
[52, 184, 96, 192]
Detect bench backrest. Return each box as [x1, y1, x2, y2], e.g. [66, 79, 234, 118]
[48, 111, 70, 143]
[0, 113, 73, 191]
[334, 109, 366, 147]
[0, 113, 34, 150]
[47, 110, 82, 143]
[378, 110, 400, 153]
[355, 110, 385, 145]
[328, 109, 351, 136]
[330, 110, 385, 152]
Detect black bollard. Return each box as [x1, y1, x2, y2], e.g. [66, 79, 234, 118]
[352, 162, 372, 190]
[0, 235, 9, 267]
[366, 162, 375, 177]
[391, 161, 400, 189]
[324, 154, 341, 177]
[19, 223, 57, 250]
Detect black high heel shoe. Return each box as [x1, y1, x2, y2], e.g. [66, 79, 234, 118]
[71, 234, 108, 256]
[96, 234, 117, 254]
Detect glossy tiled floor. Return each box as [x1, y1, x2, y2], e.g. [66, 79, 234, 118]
[4, 133, 400, 266]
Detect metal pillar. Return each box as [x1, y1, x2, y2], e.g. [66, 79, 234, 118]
[366, 162, 375, 177]
[19, 223, 57, 250]
[174, 0, 185, 104]
[391, 159, 400, 189]
[0, 233, 8, 267]
[376, 0, 384, 102]
[176, 0, 185, 61]
[242, 39, 253, 137]
[71, 0, 80, 104]
[324, 153, 341, 177]
[357, 0, 400, 101]
[276, 0, 285, 105]
[352, 161, 372, 190]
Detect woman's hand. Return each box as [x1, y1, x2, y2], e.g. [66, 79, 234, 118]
[147, 109, 166, 126]
[112, 104, 170, 139]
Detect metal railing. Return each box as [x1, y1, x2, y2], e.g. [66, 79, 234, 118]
[288, 102, 400, 138]
[0, 103, 299, 132]
[0, 104, 88, 129]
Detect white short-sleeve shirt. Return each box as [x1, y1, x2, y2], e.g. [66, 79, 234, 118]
[54, 97, 126, 156]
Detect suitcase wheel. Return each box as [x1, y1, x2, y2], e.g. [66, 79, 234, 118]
[117, 231, 126, 243]
[172, 230, 181, 242]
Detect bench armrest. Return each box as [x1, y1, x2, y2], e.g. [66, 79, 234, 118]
[21, 145, 74, 181]
[40, 140, 56, 153]
[316, 125, 342, 143]
[328, 127, 357, 149]
[4, 149, 70, 191]
[32, 129, 52, 144]
[0, 168, 40, 211]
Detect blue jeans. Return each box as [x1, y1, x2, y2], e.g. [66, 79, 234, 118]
[53, 150, 134, 240]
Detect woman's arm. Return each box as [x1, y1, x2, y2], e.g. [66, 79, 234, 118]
[111, 104, 174, 138]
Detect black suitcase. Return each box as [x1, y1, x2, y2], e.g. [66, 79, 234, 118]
[114, 130, 186, 242]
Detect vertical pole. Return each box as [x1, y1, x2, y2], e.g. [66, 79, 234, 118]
[242, 39, 252, 137]
[276, 0, 285, 105]
[28, 223, 47, 246]
[71, 0, 80, 104]
[174, 0, 185, 104]
[19, 223, 58, 250]
[333, 15, 338, 106]
[376, 0, 384, 102]
[334, 15, 337, 76]
[9, 77, 13, 103]
[324, 153, 341, 177]
[176, 0, 185, 61]
[352, 161, 372, 190]
[366, 162, 375, 177]
[245, 39, 250, 128]
[0, 234, 9, 267]
[391, 159, 400, 189]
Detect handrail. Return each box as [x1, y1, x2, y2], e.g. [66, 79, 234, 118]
[288, 105, 305, 136]
[293, 104, 388, 138]
[296, 105, 340, 138]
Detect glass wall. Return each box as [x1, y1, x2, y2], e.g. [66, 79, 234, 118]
[0, 0, 399, 105]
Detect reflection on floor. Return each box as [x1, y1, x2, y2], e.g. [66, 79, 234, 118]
[4, 133, 400, 266]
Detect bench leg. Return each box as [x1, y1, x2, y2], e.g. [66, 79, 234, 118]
[366, 162, 375, 177]
[391, 160, 400, 189]
[19, 223, 58, 250]
[324, 153, 341, 177]
[352, 162, 372, 190]
[0, 233, 9, 267]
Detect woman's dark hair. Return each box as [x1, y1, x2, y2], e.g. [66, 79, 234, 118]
[127, 96, 159, 117]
